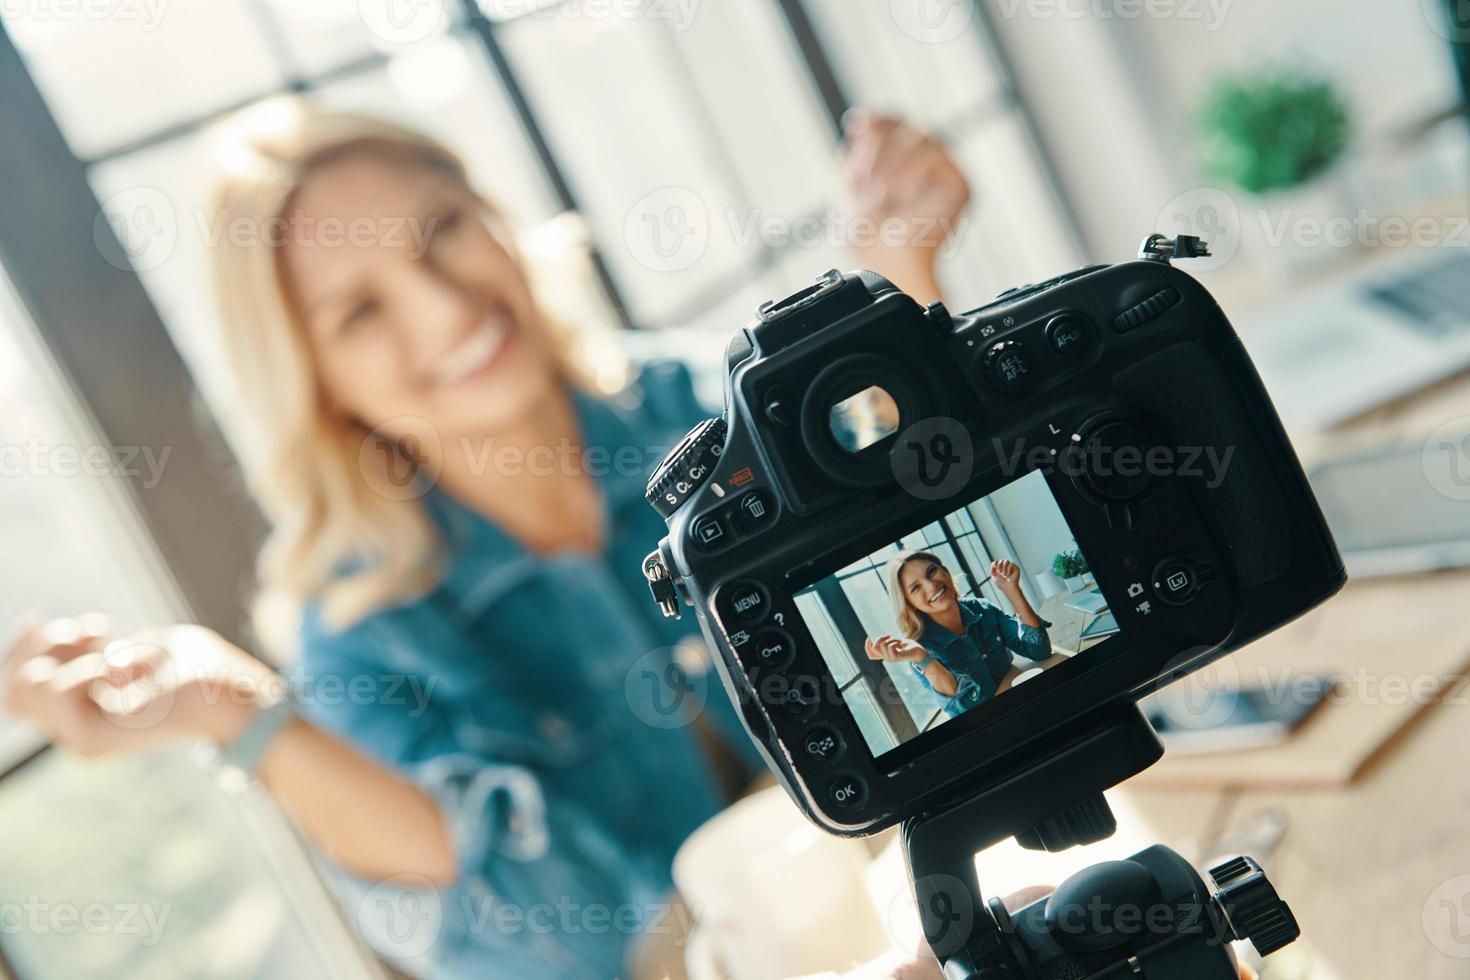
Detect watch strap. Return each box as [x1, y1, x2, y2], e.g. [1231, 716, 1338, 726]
[219, 689, 296, 776]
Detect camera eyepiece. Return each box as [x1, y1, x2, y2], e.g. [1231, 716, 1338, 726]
[799, 355, 921, 486]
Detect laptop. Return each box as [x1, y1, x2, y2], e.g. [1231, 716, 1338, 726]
[1238, 248, 1470, 430]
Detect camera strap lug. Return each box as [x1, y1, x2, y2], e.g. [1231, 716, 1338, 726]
[643, 550, 682, 619]
[1138, 233, 1211, 264]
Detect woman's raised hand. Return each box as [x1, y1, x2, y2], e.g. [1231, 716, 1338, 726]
[1, 616, 278, 757]
[990, 559, 1023, 595]
[841, 109, 972, 302]
[864, 634, 928, 663]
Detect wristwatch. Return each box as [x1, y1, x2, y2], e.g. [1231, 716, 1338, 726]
[218, 686, 297, 776]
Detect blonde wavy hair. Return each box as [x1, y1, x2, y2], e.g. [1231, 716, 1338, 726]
[885, 550, 948, 640]
[206, 99, 626, 647]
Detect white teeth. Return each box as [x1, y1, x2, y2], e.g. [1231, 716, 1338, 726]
[432, 316, 509, 386]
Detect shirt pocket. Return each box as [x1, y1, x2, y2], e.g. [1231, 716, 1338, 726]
[451, 556, 662, 770]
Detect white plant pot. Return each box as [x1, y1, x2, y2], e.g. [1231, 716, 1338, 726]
[1065, 575, 1088, 593]
[1035, 570, 1065, 599]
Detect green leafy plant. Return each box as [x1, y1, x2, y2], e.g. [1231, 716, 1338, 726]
[1198, 70, 1350, 195]
[1052, 549, 1088, 579]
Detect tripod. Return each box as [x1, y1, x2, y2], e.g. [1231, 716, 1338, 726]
[902, 708, 1298, 979]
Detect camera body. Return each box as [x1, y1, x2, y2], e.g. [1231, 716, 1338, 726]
[644, 256, 1344, 837]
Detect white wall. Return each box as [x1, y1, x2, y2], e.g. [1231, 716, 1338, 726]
[1131, 1, 1461, 143]
[973, 470, 1079, 589]
[992, 2, 1467, 262]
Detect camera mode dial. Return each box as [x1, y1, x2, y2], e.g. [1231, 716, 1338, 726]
[646, 418, 727, 519]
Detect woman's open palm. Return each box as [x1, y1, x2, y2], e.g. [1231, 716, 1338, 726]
[865, 634, 928, 663]
[2, 617, 275, 757]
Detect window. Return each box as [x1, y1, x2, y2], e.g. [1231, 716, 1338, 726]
[0, 2, 1085, 974]
[2, 0, 1083, 439]
[0, 270, 375, 979]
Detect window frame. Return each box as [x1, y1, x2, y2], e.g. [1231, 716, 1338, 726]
[0, 0, 1086, 636]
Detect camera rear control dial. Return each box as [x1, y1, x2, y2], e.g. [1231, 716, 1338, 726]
[1076, 418, 1155, 502]
[646, 417, 726, 518]
[1071, 415, 1160, 532]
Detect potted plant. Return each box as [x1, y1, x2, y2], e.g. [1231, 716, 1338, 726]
[1197, 69, 1352, 272]
[1052, 549, 1090, 593]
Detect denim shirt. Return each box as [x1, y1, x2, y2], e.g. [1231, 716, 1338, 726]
[910, 597, 1052, 714]
[292, 362, 758, 980]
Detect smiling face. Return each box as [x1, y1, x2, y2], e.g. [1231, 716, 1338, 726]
[898, 557, 959, 618]
[279, 150, 559, 454]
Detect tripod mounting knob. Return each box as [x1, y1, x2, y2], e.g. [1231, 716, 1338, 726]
[1014, 794, 1117, 851]
[1208, 855, 1300, 956]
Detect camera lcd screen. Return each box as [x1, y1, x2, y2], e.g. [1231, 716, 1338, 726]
[792, 470, 1116, 759]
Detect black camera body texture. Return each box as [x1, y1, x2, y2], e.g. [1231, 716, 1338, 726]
[645, 260, 1345, 836]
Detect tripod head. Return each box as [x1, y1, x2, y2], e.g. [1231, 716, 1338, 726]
[901, 707, 1298, 979]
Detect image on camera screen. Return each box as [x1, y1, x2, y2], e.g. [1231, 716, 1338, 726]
[792, 470, 1117, 758]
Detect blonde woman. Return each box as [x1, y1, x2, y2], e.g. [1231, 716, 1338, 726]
[0, 104, 973, 978]
[865, 551, 1052, 716]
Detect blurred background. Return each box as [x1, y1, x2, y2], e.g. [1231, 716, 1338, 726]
[1, 1, 1469, 978]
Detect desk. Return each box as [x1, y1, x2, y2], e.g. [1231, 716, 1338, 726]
[1108, 257, 1470, 980]
[1036, 585, 1114, 657]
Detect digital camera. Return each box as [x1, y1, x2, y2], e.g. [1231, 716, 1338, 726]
[643, 239, 1345, 840]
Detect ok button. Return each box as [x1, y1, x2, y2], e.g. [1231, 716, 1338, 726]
[828, 773, 868, 811]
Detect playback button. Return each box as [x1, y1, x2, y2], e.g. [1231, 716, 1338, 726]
[691, 514, 727, 550]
